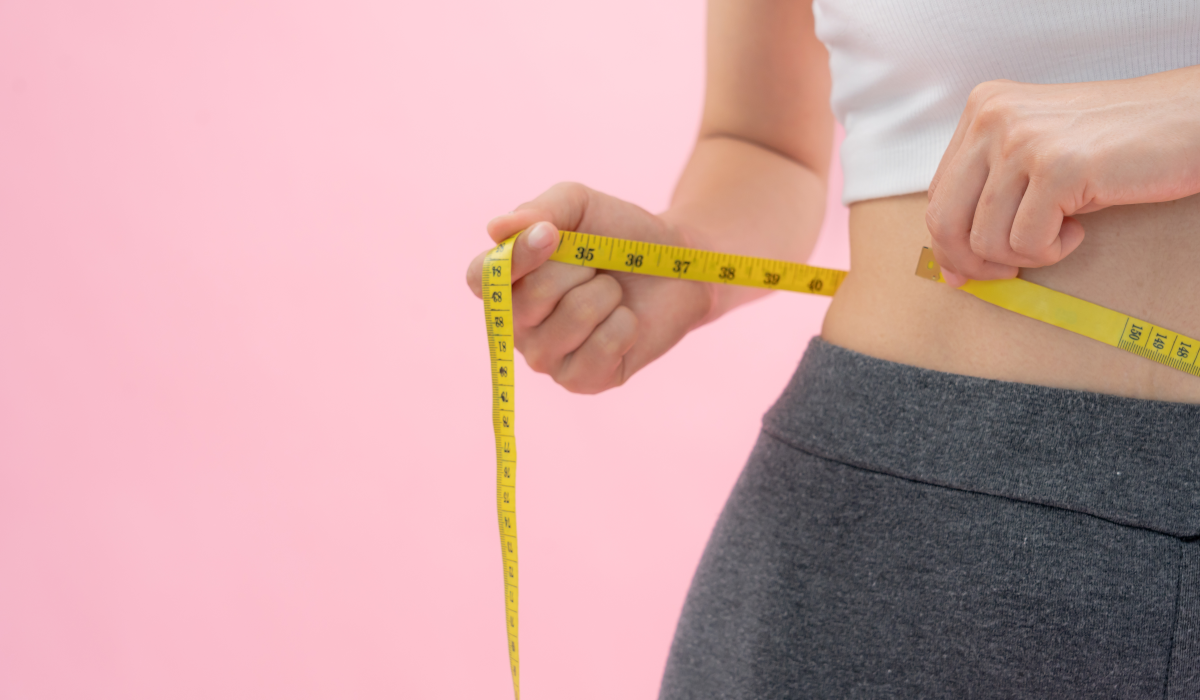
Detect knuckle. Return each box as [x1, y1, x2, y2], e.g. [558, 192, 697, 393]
[551, 181, 587, 198]
[592, 272, 623, 298]
[1027, 145, 1053, 171]
[515, 181, 591, 233]
[1027, 147, 1059, 178]
[973, 98, 1009, 131]
[969, 79, 1008, 101]
[555, 371, 601, 395]
[925, 204, 951, 240]
[564, 283, 618, 324]
[1007, 232, 1038, 256]
[969, 228, 1008, 260]
[510, 294, 545, 329]
[997, 123, 1035, 161]
[523, 344, 553, 374]
[567, 295, 607, 325]
[967, 228, 989, 254]
[590, 326, 626, 360]
[547, 181, 589, 210]
[562, 382, 595, 395]
[964, 83, 988, 109]
[966, 80, 1003, 115]
[1009, 232, 1054, 264]
[515, 273, 556, 306]
[512, 305, 539, 329]
[1030, 143, 1083, 180]
[971, 93, 1022, 133]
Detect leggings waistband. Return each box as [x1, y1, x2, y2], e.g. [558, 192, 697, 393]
[763, 338, 1200, 538]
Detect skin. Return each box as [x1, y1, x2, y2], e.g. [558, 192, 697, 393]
[928, 71, 1200, 286]
[466, 0, 1200, 402]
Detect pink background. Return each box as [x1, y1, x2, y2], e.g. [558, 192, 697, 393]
[0, 1, 846, 698]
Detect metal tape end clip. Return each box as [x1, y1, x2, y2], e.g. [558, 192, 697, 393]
[915, 247, 945, 283]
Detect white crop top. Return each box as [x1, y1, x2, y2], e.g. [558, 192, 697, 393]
[812, 0, 1200, 204]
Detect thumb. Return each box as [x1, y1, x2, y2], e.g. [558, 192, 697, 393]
[507, 222, 562, 282]
[465, 222, 562, 298]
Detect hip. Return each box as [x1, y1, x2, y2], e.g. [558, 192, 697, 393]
[660, 338, 1200, 699]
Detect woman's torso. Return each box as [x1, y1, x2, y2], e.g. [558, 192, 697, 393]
[822, 193, 1200, 402]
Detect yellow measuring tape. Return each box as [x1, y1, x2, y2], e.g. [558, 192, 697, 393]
[914, 248, 1200, 376]
[483, 231, 1200, 699]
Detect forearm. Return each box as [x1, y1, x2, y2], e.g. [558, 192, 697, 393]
[662, 133, 831, 322]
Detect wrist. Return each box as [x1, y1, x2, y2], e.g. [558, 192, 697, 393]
[658, 215, 723, 329]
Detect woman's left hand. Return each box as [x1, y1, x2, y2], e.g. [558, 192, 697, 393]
[926, 66, 1200, 286]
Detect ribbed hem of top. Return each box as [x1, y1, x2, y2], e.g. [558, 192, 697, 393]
[838, 125, 950, 203]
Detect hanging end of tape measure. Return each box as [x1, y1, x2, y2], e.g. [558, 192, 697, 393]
[915, 247, 945, 283]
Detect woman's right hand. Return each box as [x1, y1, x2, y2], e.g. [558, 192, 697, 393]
[466, 183, 713, 394]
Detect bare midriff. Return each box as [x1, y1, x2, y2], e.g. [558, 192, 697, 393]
[821, 192, 1200, 403]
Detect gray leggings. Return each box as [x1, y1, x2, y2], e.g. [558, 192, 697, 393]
[660, 338, 1200, 699]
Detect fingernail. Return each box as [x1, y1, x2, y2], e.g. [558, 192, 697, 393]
[526, 223, 555, 249]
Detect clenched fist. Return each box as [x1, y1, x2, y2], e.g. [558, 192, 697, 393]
[466, 183, 713, 394]
[927, 68, 1200, 286]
